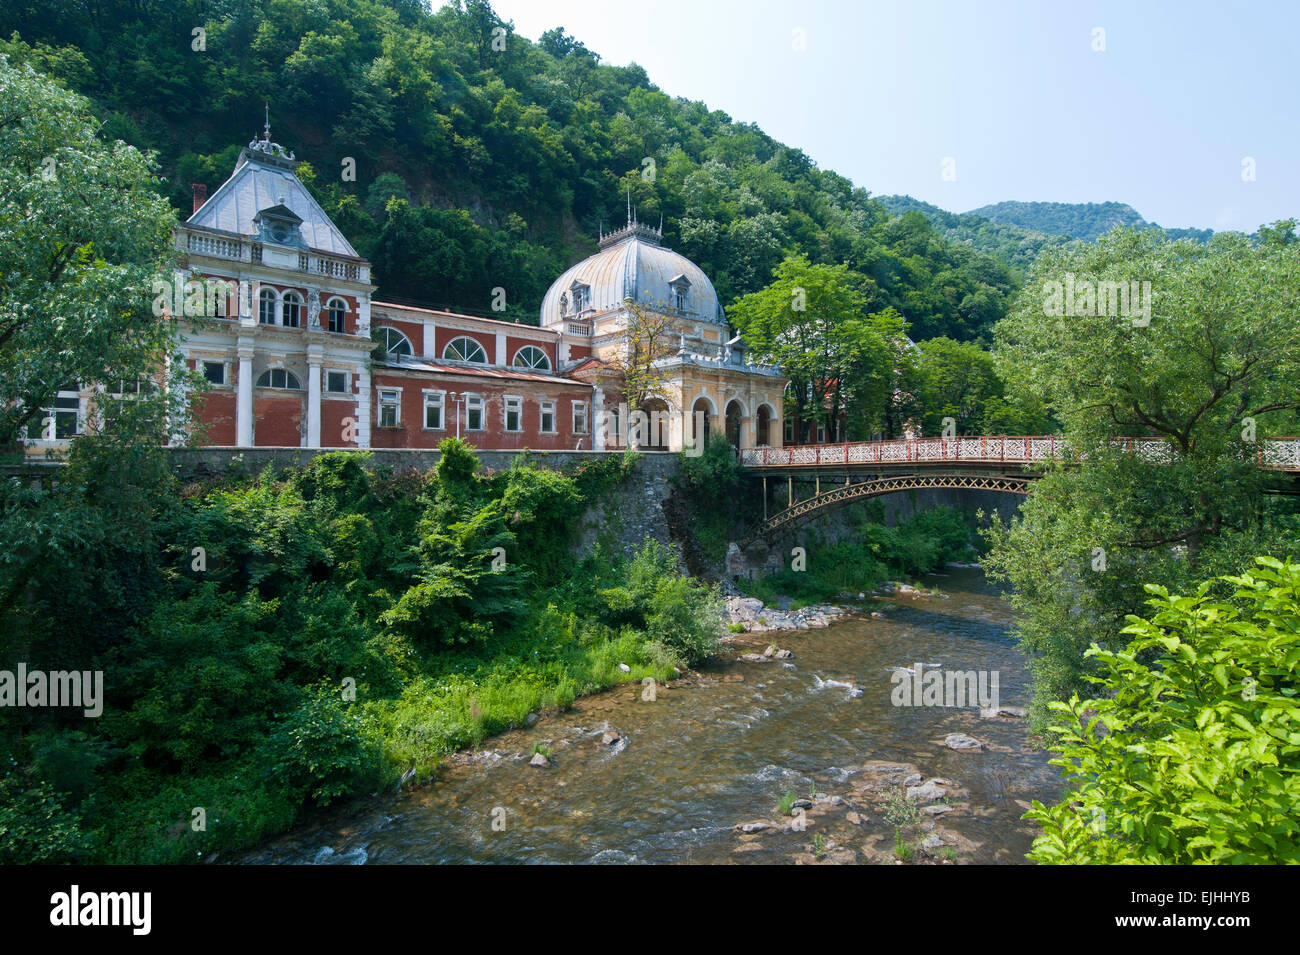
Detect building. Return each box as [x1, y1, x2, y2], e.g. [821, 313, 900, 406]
[26, 125, 785, 456]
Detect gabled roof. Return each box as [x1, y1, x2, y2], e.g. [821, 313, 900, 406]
[187, 148, 360, 259]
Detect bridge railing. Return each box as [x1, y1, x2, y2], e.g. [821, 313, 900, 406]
[741, 436, 1300, 472]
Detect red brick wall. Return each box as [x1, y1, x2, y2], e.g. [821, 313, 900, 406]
[253, 393, 303, 446]
[192, 391, 237, 445]
[369, 372, 592, 451]
[322, 398, 360, 448]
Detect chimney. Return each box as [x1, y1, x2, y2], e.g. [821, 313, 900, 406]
[191, 183, 208, 215]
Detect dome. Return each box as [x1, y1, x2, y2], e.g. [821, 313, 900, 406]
[540, 222, 725, 328]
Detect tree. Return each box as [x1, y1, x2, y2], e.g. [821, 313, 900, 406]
[985, 227, 1300, 717]
[0, 56, 179, 446]
[730, 255, 893, 442]
[604, 299, 677, 416]
[913, 336, 1003, 435]
[1026, 557, 1300, 864]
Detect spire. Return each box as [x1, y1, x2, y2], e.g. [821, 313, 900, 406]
[263, 102, 271, 142]
[626, 185, 632, 228]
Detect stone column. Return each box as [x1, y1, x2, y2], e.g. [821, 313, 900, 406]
[592, 385, 606, 451]
[356, 364, 371, 449]
[306, 344, 322, 448]
[236, 338, 255, 447]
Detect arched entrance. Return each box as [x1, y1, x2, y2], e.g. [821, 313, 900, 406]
[691, 397, 713, 448]
[725, 399, 744, 451]
[756, 404, 773, 447]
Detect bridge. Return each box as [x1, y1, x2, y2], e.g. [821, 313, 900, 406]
[736, 435, 1300, 546]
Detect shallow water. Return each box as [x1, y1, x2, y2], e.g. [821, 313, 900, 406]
[240, 567, 1061, 864]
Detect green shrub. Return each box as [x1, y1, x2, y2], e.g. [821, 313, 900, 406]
[1026, 557, 1300, 864]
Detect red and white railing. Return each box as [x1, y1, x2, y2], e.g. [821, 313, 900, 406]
[740, 436, 1300, 473]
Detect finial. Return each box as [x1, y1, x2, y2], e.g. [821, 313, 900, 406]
[263, 102, 271, 141]
[626, 186, 632, 228]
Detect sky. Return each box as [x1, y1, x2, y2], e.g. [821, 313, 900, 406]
[484, 0, 1299, 233]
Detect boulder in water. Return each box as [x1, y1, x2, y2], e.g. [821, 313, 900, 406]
[944, 732, 984, 752]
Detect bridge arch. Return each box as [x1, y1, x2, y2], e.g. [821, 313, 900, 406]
[739, 473, 1033, 547]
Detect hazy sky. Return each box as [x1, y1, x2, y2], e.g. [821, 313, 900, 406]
[485, 0, 1298, 233]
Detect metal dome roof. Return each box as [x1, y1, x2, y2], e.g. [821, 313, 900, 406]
[540, 223, 724, 328]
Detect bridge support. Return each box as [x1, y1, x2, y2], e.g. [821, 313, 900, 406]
[787, 476, 792, 507]
[762, 476, 767, 520]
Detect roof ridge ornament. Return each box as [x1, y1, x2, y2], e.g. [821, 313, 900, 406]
[244, 103, 297, 166]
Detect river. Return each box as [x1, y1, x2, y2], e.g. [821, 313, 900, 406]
[240, 567, 1062, 864]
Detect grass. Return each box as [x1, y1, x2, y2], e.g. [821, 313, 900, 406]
[776, 789, 797, 816]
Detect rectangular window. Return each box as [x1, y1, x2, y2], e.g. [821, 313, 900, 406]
[424, 391, 444, 430]
[202, 361, 225, 385]
[784, 417, 795, 444]
[26, 389, 80, 440]
[378, 389, 400, 428]
[540, 399, 556, 434]
[326, 371, 349, 394]
[466, 394, 484, 431]
[572, 400, 588, 435]
[504, 395, 522, 432]
[816, 424, 826, 444]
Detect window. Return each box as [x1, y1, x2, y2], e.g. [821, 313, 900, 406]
[540, 399, 556, 434]
[326, 298, 347, 334]
[571, 282, 588, 313]
[108, 377, 154, 396]
[256, 368, 301, 389]
[816, 424, 826, 443]
[504, 395, 523, 432]
[282, 291, 302, 328]
[572, 400, 589, 435]
[371, 326, 412, 359]
[26, 387, 80, 440]
[423, 391, 444, 430]
[466, 394, 484, 431]
[784, 417, 795, 444]
[513, 346, 550, 371]
[444, 336, 488, 364]
[325, 370, 349, 394]
[202, 361, 225, 385]
[378, 389, 401, 428]
[674, 287, 686, 311]
[259, 289, 276, 325]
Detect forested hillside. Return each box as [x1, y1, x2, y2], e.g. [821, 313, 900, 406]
[1, 0, 1015, 339]
[967, 199, 1214, 244]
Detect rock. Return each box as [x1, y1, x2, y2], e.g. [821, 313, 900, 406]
[980, 705, 1026, 719]
[600, 731, 621, 746]
[791, 798, 814, 811]
[871, 611, 886, 618]
[740, 653, 771, 663]
[922, 804, 953, 815]
[524, 712, 539, 727]
[846, 811, 863, 825]
[857, 592, 866, 599]
[735, 821, 770, 834]
[763, 645, 778, 657]
[814, 794, 842, 806]
[774, 648, 793, 659]
[906, 780, 947, 802]
[921, 834, 944, 850]
[902, 772, 923, 787]
[617, 663, 631, 674]
[528, 752, 550, 768]
[944, 733, 984, 752]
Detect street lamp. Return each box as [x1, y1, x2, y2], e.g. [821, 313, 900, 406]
[448, 391, 463, 438]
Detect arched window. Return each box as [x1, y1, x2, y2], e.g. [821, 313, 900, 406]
[256, 368, 301, 389]
[282, 291, 302, 328]
[371, 326, 412, 359]
[326, 298, 347, 334]
[258, 288, 276, 325]
[512, 345, 550, 371]
[444, 336, 488, 363]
